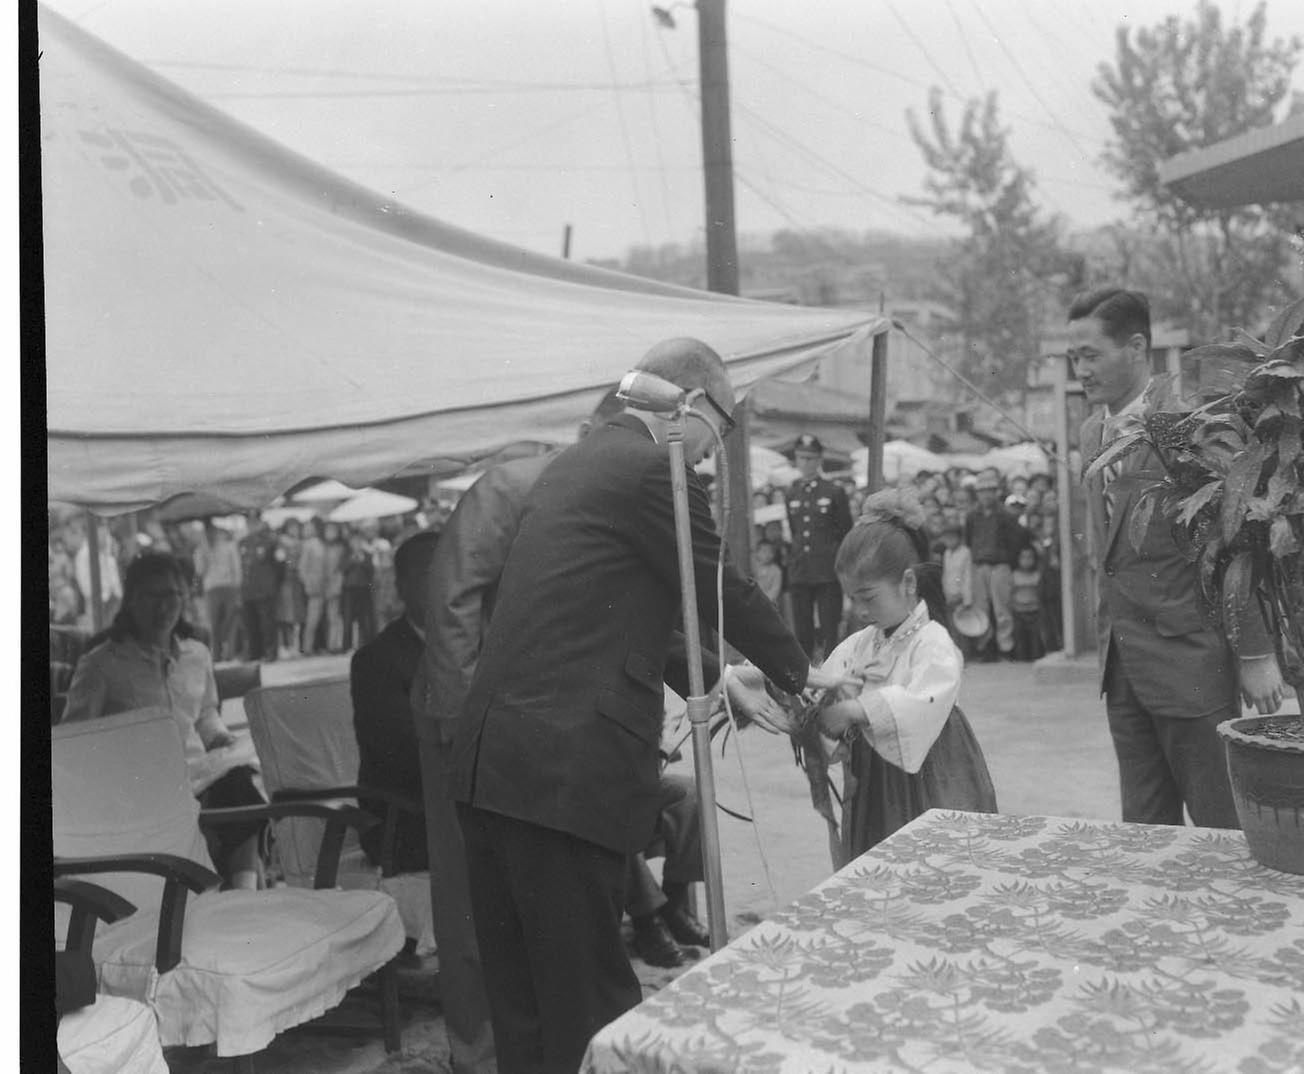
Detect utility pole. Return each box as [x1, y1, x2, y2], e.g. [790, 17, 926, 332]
[866, 294, 888, 492]
[696, 0, 738, 296]
[561, 223, 573, 260]
[693, 0, 750, 571]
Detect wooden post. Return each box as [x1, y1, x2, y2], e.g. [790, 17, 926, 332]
[722, 398, 752, 574]
[695, 0, 738, 297]
[865, 330, 889, 492]
[85, 511, 104, 632]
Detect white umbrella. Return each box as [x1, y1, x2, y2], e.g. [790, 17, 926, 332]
[982, 442, 1052, 478]
[327, 488, 419, 523]
[852, 442, 948, 486]
[697, 445, 795, 490]
[292, 479, 362, 503]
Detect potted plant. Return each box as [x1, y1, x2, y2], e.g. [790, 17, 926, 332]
[1085, 296, 1304, 873]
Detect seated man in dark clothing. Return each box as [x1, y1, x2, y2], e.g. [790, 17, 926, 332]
[351, 531, 439, 873]
[625, 771, 709, 967]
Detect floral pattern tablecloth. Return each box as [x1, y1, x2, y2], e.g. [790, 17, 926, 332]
[581, 810, 1304, 1073]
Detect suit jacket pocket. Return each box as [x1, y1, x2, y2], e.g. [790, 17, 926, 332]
[596, 687, 661, 746]
[623, 650, 663, 694]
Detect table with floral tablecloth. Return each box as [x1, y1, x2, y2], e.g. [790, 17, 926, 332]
[581, 809, 1304, 1073]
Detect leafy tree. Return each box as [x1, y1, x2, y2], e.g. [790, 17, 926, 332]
[905, 89, 1081, 397]
[1092, 1, 1302, 339]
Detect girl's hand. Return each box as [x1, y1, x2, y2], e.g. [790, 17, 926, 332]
[804, 663, 863, 699]
[817, 698, 867, 740]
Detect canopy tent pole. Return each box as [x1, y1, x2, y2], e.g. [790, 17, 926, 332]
[85, 511, 104, 632]
[866, 329, 889, 493]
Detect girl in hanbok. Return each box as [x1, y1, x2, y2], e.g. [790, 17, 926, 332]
[814, 487, 997, 857]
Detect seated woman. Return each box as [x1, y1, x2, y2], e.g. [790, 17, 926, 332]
[62, 552, 266, 889]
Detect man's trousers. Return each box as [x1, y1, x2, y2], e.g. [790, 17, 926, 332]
[1104, 651, 1239, 828]
[418, 739, 497, 1074]
[789, 580, 843, 661]
[456, 803, 640, 1074]
[972, 563, 1014, 654]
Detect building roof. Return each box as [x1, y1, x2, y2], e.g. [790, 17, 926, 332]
[1158, 112, 1304, 209]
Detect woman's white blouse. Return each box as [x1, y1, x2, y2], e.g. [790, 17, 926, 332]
[821, 600, 963, 774]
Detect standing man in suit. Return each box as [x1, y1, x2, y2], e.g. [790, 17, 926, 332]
[447, 338, 856, 1074]
[784, 433, 853, 660]
[1068, 287, 1284, 828]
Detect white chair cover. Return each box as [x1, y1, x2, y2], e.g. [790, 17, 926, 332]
[53, 709, 406, 1056]
[59, 994, 168, 1074]
[245, 681, 435, 954]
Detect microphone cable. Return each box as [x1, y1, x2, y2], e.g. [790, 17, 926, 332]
[691, 405, 784, 912]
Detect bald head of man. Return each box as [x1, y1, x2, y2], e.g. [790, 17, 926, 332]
[629, 337, 736, 463]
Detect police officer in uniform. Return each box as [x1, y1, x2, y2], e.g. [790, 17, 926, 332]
[238, 512, 283, 662]
[785, 434, 853, 660]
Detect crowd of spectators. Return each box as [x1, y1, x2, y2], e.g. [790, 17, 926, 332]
[48, 505, 438, 664]
[750, 461, 1063, 664]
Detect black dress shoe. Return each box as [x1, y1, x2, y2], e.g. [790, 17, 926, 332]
[631, 914, 685, 968]
[663, 903, 710, 948]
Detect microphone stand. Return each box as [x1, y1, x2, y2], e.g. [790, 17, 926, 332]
[664, 407, 729, 951]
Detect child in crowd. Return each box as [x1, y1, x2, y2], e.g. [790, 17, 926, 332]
[938, 522, 975, 650]
[812, 487, 998, 856]
[1011, 545, 1045, 662]
[752, 539, 784, 608]
[1036, 512, 1063, 652]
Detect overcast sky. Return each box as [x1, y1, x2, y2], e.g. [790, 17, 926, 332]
[39, 0, 1304, 261]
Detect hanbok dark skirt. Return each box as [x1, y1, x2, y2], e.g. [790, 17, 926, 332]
[841, 704, 997, 860]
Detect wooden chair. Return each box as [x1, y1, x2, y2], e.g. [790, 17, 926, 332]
[52, 708, 406, 1072]
[55, 877, 169, 1074]
[243, 680, 435, 955]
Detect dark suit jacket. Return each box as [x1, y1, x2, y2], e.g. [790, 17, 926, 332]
[351, 617, 428, 872]
[449, 414, 810, 854]
[1081, 405, 1272, 719]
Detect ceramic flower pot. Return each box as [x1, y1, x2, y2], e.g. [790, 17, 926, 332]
[1217, 714, 1304, 874]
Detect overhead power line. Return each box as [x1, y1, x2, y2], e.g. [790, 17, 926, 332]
[730, 43, 914, 144]
[203, 80, 685, 101]
[596, 0, 650, 248]
[970, 0, 1092, 161]
[732, 10, 1106, 148]
[731, 97, 945, 235]
[944, 0, 987, 92]
[885, 0, 963, 100]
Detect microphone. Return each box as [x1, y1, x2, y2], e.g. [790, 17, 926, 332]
[617, 370, 688, 413]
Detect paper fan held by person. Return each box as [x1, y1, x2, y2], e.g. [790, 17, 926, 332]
[784, 488, 998, 868]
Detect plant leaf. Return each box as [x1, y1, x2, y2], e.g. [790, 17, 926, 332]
[1127, 485, 1161, 555]
[1270, 516, 1300, 558]
[1263, 295, 1304, 351]
[1221, 550, 1254, 654]
[1082, 430, 1147, 481]
[1220, 440, 1269, 544]
[1177, 479, 1223, 527]
[1247, 360, 1304, 383]
[1230, 327, 1269, 357]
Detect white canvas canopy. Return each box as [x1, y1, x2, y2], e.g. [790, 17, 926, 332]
[40, 6, 886, 514]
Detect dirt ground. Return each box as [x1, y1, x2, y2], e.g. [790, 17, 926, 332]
[169, 655, 1125, 1073]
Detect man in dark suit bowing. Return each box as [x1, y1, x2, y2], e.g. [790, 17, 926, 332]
[448, 337, 856, 1074]
[1069, 287, 1284, 829]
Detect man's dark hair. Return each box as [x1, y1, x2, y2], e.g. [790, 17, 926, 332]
[1067, 288, 1151, 349]
[394, 530, 439, 580]
[590, 387, 626, 425]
